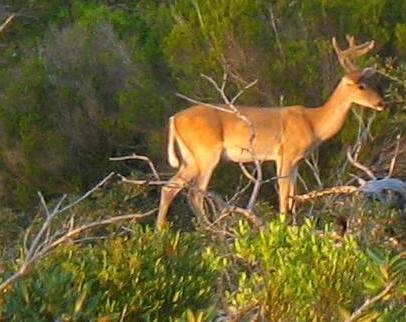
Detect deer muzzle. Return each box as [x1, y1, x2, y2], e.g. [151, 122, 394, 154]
[374, 101, 385, 111]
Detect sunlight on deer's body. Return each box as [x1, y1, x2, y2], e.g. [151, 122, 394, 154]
[157, 36, 385, 229]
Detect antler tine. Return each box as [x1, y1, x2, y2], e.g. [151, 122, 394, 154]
[332, 35, 375, 73]
[346, 35, 355, 47]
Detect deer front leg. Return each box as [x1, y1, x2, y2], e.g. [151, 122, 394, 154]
[276, 159, 297, 215]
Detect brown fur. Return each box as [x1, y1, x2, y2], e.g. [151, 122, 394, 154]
[157, 72, 384, 229]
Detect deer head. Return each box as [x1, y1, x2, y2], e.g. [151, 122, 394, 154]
[332, 35, 385, 111]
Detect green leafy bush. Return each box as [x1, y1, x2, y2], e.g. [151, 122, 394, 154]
[2, 227, 218, 321]
[227, 216, 406, 321]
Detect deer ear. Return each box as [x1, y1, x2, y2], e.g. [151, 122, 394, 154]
[359, 67, 376, 81]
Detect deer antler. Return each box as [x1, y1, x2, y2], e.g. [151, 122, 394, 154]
[332, 35, 375, 73]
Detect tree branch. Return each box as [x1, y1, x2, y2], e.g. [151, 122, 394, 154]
[344, 281, 395, 322]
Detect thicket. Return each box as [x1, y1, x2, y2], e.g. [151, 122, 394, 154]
[1, 210, 405, 321]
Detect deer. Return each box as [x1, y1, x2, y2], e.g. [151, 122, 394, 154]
[157, 36, 385, 229]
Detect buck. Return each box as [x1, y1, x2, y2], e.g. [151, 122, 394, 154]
[157, 36, 385, 229]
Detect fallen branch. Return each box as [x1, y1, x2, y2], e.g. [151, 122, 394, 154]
[293, 185, 359, 202]
[344, 281, 395, 322]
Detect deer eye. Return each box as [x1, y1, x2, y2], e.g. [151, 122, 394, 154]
[358, 84, 366, 90]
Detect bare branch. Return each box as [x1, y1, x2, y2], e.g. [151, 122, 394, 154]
[387, 134, 401, 178]
[0, 210, 155, 293]
[116, 173, 179, 188]
[231, 79, 258, 105]
[304, 152, 323, 189]
[268, 6, 284, 59]
[58, 172, 115, 213]
[346, 148, 376, 180]
[239, 163, 258, 183]
[344, 281, 395, 322]
[0, 13, 16, 35]
[175, 93, 235, 114]
[0, 172, 118, 293]
[294, 185, 359, 202]
[110, 154, 161, 180]
[247, 161, 263, 211]
[201, 73, 231, 105]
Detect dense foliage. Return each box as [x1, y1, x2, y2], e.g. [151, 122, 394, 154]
[2, 227, 218, 321]
[0, 0, 405, 206]
[2, 214, 405, 321]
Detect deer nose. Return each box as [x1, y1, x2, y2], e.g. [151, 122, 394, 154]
[375, 101, 385, 111]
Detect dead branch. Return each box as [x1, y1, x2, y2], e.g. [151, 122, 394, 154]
[344, 281, 395, 322]
[0, 171, 155, 293]
[0, 13, 15, 35]
[293, 185, 359, 202]
[387, 134, 401, 178]
[175, 93, 236, 115]
[346, 147, 376, 180]
[304, 152, 323, 189]
[110, 153, 161, 180]
[268, 5, 284, 59]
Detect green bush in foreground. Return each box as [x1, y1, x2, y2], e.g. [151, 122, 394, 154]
[2, 215, 405, 321]
[2, 227, 218, 321]
[228, 217, 406, 321]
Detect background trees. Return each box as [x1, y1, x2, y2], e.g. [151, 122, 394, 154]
[0, 0, 404, 206]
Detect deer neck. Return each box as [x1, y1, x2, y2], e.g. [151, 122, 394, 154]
[310, 81, 353, 141]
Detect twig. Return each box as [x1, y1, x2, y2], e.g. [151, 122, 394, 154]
[386, 134, 401, 178]
[110, 154, 161, 180]
[0, 210, 155, 293]
[377, 69, 406, 85]
[268, 6, 284, 59]
[344, 281, 395, 322]
[58, 172, 115, 213]
[346, 148, 376, 180]
[304, 152, 323, 189]
[175, 93, 235, 115]
[0, 172, 128, 293]
[231, 79, 258, 105]
[0, 13, 15, 34]
[116, 173, 179, 188]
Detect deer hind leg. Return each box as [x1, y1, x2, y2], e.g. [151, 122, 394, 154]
[157, 164, 198, 230]
[191, 152, 221, 218]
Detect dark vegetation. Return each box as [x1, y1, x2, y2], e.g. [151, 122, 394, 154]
[0, 0, 405, 320]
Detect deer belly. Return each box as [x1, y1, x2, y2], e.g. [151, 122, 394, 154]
[222, 146, 276, 163]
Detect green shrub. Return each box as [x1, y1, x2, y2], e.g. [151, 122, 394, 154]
[2, 227, 218, 321]
[227, 216, 406, 321]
